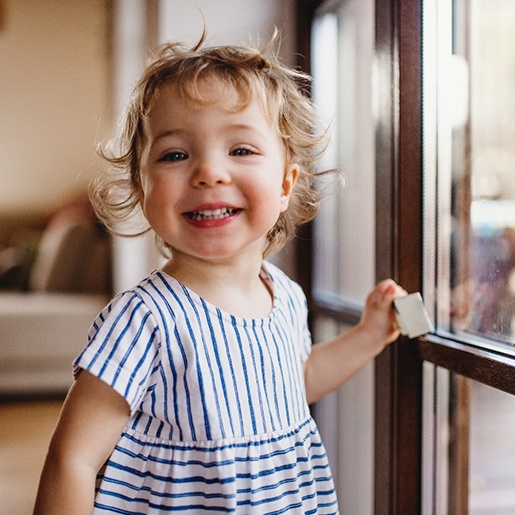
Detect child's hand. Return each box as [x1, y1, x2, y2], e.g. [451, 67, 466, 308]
[304, 278, 408, 404]
[359, 279, 407, 347]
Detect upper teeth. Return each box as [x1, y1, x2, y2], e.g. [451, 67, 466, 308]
[189, 208, 236, 221]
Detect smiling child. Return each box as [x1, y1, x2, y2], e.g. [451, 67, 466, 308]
[34, 33, 405, 514]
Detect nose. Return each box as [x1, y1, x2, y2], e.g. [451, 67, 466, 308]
[191, 156, 231, 188]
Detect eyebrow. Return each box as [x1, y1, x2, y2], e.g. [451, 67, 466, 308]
[152, 123, 267, 144]
[152, 129, 182, 142]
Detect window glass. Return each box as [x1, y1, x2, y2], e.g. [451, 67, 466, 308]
[312, 0, 375, 306]
[311, 12, 340, 297]
[423, 1, 515, 513]
[422, 366, 515, 514]
[469, 380, 515, 513]
[423, 0, 515, 351]
[310, 2, 375, 514]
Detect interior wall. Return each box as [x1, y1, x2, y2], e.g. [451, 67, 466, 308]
[0, 0, 112, 217]
[158, 0, 295, 61]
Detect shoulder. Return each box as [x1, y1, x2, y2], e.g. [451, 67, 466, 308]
[110, 270, 184, 309]
[90, 270, 177, 333]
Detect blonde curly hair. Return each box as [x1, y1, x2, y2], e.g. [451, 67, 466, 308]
[92, 32, 329, 257]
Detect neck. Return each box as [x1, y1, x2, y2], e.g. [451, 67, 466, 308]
[162, 253, 272, 318]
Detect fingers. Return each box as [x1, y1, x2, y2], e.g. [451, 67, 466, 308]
[361, 280, 405, 345]
[371, 279, 407, 305]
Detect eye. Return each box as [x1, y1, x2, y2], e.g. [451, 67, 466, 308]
[230, 147, 254, 157]
[159, 151, 188, 162]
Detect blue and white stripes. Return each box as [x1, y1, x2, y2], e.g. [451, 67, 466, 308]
[74, 262, 338, 513]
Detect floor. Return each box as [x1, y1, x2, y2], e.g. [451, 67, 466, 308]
[0, 399, 63, 515]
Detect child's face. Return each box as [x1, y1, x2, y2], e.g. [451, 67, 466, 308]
[137, 81, 298, 264]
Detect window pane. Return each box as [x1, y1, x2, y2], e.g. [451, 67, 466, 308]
[310, 2, 375, 514]
[423, 0, 515, 351]
[311, 0, 375, 306]
[311, 12, 340, 297]
[423, 2, 515, 511]
[312, 317, 374, 515]
[469, 380, 515, 514]
[457, 0, 515, 346]
[423, 367, 515, 514]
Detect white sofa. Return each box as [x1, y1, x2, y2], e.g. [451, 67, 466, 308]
[0, 199, 111, 396]
[0, 293, 107, 395]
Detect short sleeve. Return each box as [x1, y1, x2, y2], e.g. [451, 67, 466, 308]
[298, 295, 312, 364]
[74, 291, 161, 415]
[264, 261, 313, 364]
[282, 272, 312, 364]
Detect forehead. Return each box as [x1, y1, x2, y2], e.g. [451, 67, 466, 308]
[148, 75, 274, 121]
[141, 80, 283, 146]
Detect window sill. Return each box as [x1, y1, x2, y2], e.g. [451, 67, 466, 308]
[418, 334, 515, 395]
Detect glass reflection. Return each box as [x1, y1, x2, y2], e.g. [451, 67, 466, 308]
[425, 0, 515, 347]
[451, 0, 515, 345]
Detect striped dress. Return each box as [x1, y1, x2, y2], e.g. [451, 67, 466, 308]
[74, 262, 338, 514]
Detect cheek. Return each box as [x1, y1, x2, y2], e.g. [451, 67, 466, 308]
[138, 181, 169, 220]
[137, 177, 153, 213]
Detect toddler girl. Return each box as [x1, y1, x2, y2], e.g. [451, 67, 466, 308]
[34, 33, 404, 514]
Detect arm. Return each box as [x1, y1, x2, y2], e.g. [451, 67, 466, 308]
[304, 279, 405, 405]
[33, 370, 130, 515]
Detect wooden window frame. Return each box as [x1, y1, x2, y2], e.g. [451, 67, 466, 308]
[296, 0, 515, 513]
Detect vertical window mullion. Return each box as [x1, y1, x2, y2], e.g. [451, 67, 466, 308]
[374, 0, 424, 514]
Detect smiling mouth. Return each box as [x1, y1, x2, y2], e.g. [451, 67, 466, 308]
[186, 207, 239, 221]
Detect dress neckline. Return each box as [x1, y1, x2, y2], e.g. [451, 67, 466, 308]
[154, 262, 277, 325]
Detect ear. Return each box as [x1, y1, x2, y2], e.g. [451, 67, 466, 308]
[280, 163, 300, 212]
